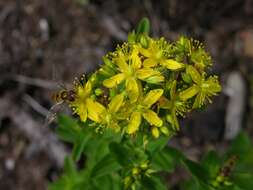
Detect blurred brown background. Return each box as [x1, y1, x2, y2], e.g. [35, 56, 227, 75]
[0, 0, 253, 189]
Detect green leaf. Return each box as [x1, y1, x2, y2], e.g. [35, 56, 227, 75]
[182, 179, 214, 190]
[182, 158, 209, 183]
[90, 154, 121, 178]
[57, 114, 80, 143]
[48, 179, 66, 190]
[181, 178, 214, 190]
[141, 176, 167, 190]
[232, 173, 253, 190]
[180, 178, 199, 190]
[146, 136, 169, 154]
[82, 135, 111, 168]
[72, 131, 92, 161]
[229, 132, 252, 157]
[136, 17, 150, 34]
[64, 156, 77, 177]
[91, 174, 122, 190]
[109, 142, 132, 166]
[228, 132, 253, 172]
[49, 157, 89, 190]
[152, 149, 175, 172]
[196, 180, 214, 190]
[165, 146, 185, 162]
[201, 151, 221, 178]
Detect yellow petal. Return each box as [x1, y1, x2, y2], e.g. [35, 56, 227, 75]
[130, 47, 142, 69]
[126, 78, 139, 103]
[139, 47, 152, 58]
[179, 85, 199, 101]
[161, 59, 184, 70]
[142, 89, 164, 108]
[186, 65, 201, 84]
[142, 110, 163, 127]
[116, 57, 129, 72]
[143, 58, 157, 68]
[151, 127, 160, 138]
[127, 111, 141, 134]
[103, 73, 125, 88]
[85, 80, 92, 94]
[77, 104, 87, 122]
[136, 68, 160, 80]
[193, 92, 205, 109]
[108, 93, 124, 113]
[76, 85, 87, 98]
[87, 99, 106, 123]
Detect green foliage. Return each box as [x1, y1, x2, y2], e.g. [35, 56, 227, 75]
[49, 18, 251, 190]
[180, 132, 253, 190]
[51, 114, 253, 190]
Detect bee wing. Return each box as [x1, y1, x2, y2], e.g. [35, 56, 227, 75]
[44, 102, 64, 126]
[44, 101, 73, 127]
[58, 83, 67, 90]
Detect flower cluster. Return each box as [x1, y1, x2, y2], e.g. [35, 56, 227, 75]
[63, 34, 221, 138]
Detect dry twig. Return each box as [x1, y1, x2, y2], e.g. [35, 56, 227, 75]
[0, 95, 68, 168]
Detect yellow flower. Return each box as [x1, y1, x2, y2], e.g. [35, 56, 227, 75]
[69, 80, 93, 122]
[179, 65, 221, 108]
[159, 81, 189, 130]
[126, 89, 164, 134]
[87, 93, 125, 132]
[103, 45, 164, 103]
[139, 38, 185, 70]
[86, 99, 106, 123]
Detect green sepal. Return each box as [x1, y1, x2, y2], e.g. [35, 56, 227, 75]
[136, 17, 150, 35]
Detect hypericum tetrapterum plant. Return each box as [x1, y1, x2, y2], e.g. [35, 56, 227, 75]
[48, 18, 253, 190]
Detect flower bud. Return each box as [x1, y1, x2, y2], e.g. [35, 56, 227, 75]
[103, 57, 114, 68]
[95, 88, 103, 96]
[151, 127, 160, 138]
[128, 32, 136, 43]
[139, 35, 149, 48]
[140, 161, 149, 169]
[160, 126, 169, 136]
[145, 75, 164, 84]
[124, 176, 133, 188]
[224, 180, 233, 186]
[132, 167, 140, 176]
[109, 88, 116, 98]
[216, 175, 224, 183]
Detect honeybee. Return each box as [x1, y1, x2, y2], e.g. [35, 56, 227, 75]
[45, 89, 76, 125]
[44, 74, 86, 125]
[52, 89, 76, 103]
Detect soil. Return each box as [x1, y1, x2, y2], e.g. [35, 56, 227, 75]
[0, 0, 253, 189]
